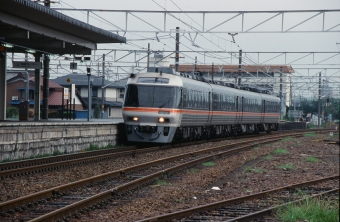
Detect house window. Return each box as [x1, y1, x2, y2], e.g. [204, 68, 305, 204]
[20, 90, 34, 100]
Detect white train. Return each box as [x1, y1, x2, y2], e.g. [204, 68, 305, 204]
[122, 68, 280, 143]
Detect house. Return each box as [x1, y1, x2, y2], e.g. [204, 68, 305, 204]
[53, 73, 126, 118]
[6, 72, 87, 118]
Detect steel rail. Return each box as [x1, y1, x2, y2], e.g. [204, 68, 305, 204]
[227, 188, 339, 222]
[0, 128, 326, 173]
[137, 175, 339, 222]
[0, 145, 137, 171]
[0, 134, 285, 214]
[28, 137, 286, 222]
[0, 128, 331, 179]
[1, 133, 298, 221]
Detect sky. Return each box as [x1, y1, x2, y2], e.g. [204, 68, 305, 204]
[10, 0, 340, 97]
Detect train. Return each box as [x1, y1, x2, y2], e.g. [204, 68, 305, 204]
[122, 67, 280, 143]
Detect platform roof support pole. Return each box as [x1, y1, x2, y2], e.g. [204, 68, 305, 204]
[42, 54, 49, 119]
[34, 53, 41, 121]
[0, 48, 7, 120]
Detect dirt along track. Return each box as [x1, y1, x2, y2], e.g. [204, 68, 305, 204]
[0, 129, 338, 221]
[0, 131, 289, 202]
[72, 130, 339, 221]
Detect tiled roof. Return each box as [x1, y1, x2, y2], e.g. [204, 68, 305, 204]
[31, 77, 63, 89]
[7, 73, 64, 89]
[48, 90, 68, 106]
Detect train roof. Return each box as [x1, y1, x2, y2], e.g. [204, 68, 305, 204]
[143, 67, 276, 96]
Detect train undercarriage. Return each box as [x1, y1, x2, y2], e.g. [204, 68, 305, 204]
[173, 123, 278, 143]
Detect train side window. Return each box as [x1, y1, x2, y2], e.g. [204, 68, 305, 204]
[176, 87, 182, 108]
[198, 91, 202, 109]
[183, 89, 187, 108]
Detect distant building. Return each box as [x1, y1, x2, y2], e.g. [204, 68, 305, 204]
[6, 72, 86, 118]
[53, 74, 125, 118]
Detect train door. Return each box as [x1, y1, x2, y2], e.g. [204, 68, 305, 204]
[235, 96, 243, 123]
[240, 96, 244, 122]
[207, 91, 212, 124]
[260, 100, 265, 123]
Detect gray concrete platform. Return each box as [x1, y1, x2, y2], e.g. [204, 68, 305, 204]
[0, 118, 126, 162]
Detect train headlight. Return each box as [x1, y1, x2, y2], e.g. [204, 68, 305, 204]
[158, 117, 169, 123]
[132, 116, 138, 121]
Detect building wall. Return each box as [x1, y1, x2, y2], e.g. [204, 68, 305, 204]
[109, 107, 123, 118]
[6, 80, 36, 107]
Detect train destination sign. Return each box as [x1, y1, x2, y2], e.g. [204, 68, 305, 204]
[12, 61, 42, 69]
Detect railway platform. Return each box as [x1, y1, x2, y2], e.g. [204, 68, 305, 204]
[0, 118, 125, 162]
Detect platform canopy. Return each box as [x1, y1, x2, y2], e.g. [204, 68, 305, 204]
[0, 0, 126, 55]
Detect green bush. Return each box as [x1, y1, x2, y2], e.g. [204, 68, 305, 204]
[62, 110, 75, 119]
[6, 107, 19, 118]
[94, 102, 101, 118]
[48, 111, 60, 118]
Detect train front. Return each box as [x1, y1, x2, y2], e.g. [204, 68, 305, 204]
[122, 72, 182, 143]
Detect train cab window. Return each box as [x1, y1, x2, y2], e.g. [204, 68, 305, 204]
[137, 77, 169, 84]
[124, 85, 180, 108]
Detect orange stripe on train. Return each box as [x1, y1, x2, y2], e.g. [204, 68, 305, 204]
[123, 107, 279, 117]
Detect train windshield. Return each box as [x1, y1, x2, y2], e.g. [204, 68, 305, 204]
[124, 85, 181, 108]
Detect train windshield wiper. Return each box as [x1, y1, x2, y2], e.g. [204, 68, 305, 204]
[159, 98, 170, 108]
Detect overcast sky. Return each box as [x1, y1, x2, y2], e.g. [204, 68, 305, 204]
[53, 0, 340, 60]
[47, 0, 340, 97]
[57, 0, 339, 11]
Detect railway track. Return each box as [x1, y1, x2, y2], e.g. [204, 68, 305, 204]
[0, 132, 310, 221]
[138, 176, 339, 222]
[0, 128, 329, 179]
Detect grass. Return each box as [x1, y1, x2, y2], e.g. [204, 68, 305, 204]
[281, 137, 295, 142]
[263, 155, 273, 160]
[274, 149, 290, 155]
[187, 168, 199, 174]
[244, 167, 265, 173]
[155, 180, 170, 186]
[252, 146, 260, 150]
[202, 161, 215, 167]
[303, 132, 316, 137]
[295, 188, 305, 196]
[84, 143, 116, 152]
[274, 197, 339, 222]
[277, 163, 295, 170]
[305, 156, 320, 163]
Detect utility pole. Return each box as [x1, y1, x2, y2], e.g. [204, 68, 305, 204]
[101, 54, 105, 119]
[279, 67, 283, 120]
[318, 72, 321, 128]
[194, 56, 197, 73]
[212, 63, 214, 82]
[147, 43, 150, 69]
[175, 27, 179, 72]
[238, 49, 242, 86]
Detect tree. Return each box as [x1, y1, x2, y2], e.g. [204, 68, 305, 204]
[94, 102, 101, 118]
